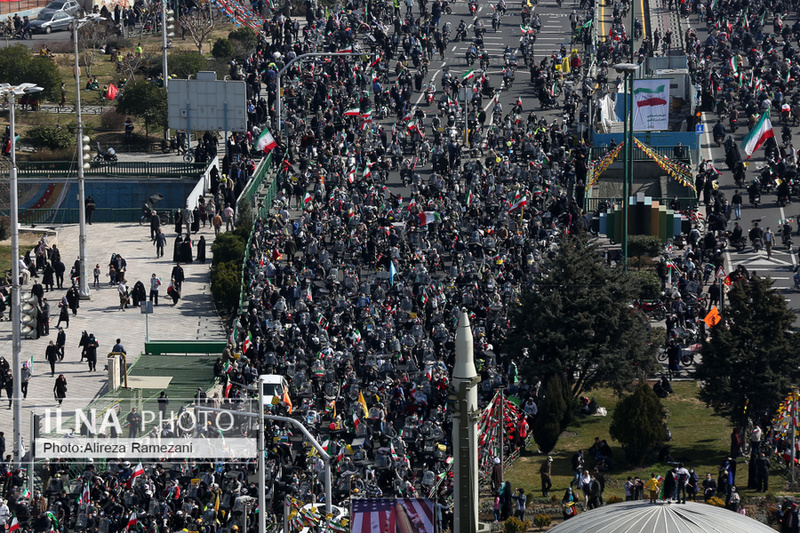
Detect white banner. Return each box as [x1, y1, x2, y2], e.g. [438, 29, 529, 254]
[632, 79, 670, 131]
[35, 437, 258, 459]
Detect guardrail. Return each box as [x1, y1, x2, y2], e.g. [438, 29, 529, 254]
[17, 161, 207, 178]
[590, 144, 692, 165]
[236, 152, 274, 220]
[584, 196, 698, 213]
[0, 207, 177, 225]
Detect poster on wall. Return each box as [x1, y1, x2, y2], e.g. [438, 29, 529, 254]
[632, 79, 670, 131]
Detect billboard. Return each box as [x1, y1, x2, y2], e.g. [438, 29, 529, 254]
[167, 71, 247, 133]
[632, 79, 670, 131]
[351, 498, 435, 533]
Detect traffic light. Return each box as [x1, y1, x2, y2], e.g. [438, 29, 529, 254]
[20, 293, 39, 339]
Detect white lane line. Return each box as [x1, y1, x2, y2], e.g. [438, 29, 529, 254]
[452, 45, 457, 51]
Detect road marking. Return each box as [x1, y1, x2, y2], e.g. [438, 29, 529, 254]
[452, 45, 457, 51]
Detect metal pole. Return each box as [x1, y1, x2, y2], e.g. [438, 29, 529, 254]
[463, 84, 468, 147]
[283, 497, 289, 533]
[9, 92, 22, 467]
[276, 52, 363, 143]
[627, 71, 634, 255]
[186, 104, 191, 153]
[194, 407, 333, 515]
[73, 21, 90, 299]
[224, 102, 228, 160]
[622, 73, 629, 271]
[498, 390, 503, 483]
[29, 411, 34, 498]
[258, 407, 266, 533]
[161, 0, 169, 90]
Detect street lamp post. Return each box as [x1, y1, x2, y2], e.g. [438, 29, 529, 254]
[613, 63, 638, 271]
[275, 52, 364, 143]
[1, 82, 43, 466]
[72, 15, 104, 299]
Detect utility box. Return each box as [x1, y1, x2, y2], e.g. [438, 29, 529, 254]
[107, 353, 121, 391]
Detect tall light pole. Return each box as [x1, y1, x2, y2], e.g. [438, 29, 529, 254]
[161, 0, 174, 141]
[0, 82, 43, 466]
[72, 15, 103, 299]
[613, 63, 637, 271]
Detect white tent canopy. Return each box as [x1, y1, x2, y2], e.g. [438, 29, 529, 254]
[548, 501, 776, 533]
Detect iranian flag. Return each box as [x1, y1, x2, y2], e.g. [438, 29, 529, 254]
[303, 192, 312, 205]
[255, 128, 277, 153]
[347, 167, 356, 183]
[634, 84, 667, 107]
[729, 56, 739, 75]
[337, 46, 353, 53]
[462, 69, 475, 81]
[8, 517, 18, 533]
[508, 195, 528, 213]
[126, 512, 138, 531]
[741, 112, 774, 158]
[126, 462, 145, 488]
[419, 211, 440, 225]
[465, 188, 474, 206]
[344, 108, 361, 116]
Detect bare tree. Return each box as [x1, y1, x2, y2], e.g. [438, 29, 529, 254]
[179, 8, 218, 54]
[78, 21, 115, 78]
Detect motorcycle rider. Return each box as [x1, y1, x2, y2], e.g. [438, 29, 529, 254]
[713, 120, 725, 144]
[731, 222, 744, 245]
[749, 222, 764, 248]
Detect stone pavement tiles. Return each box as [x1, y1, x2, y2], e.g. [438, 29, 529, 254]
[0, 220, 226, 444]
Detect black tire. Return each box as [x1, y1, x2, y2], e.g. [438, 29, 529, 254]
[680, 353, 694, 367]
[657, 350, 668, 363]
[445, 6, 452, 13]
[45, 26, 52, 34]
[138, 217, 145, 226]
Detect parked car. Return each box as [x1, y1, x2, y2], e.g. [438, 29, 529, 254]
[39, 0, 81, 17]
[30, 11, 74, 33]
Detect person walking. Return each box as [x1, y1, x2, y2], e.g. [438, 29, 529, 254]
[56, 327, 66, 360]
[20, 362, 31, 399]
[55, 296, 69, 329]
[53, 374, 67, 406]
[112, 338, 126, 355]
[155, 229, 167, 258]
[149, 273, 162, 305]
[83, 333, 98, 371]
[212, 211, 223, 236]
[183, 205, 194, 236]
[171, 263, 185, 292]
[223, 204, 235, 232]
[511, 488, 526, 519]
[118, 279, 129, 311]
[765, 227, 774, 259]
[45, 341, 59, 376]
[540, 456, 553, 497]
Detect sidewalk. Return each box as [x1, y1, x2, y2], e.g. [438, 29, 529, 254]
[0, 219, 225, 447]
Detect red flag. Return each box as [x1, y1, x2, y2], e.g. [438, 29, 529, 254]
[8, 517, 19, 533]
[126, 512, 138, 531]
[126, 462, 144, 488]
[106, 83, 119, 100]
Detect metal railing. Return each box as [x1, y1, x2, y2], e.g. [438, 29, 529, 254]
[590, 144, 692, 164]
[237, 152, 273, 218]
[17, 161, 208, 178]
[584, 196, 698, 213]
[0, 207, 176, 225]
[234, 151, 284, 338]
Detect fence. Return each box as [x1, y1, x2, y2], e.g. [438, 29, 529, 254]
[584, 196, 698, 213]
[232, 151, 284, 344]
[186, 156, 220, 210]
[0, 207, 172, 225]
[236, 151, 274, 219]
[17, 161, 207, 178]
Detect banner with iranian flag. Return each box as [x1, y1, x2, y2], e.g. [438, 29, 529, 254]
[255, 128, 277, 153]
[741, 111, 774, 158]
[632, 79, 670, 131]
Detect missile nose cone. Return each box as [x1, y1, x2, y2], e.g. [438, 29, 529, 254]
[454, 308, 476, 380]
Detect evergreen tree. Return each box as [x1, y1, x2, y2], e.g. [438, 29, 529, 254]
[695, 276, 800, 428]
[504, 235, 657, 399]
[609, 383, 667, 464]
[532, 375, 569, 454]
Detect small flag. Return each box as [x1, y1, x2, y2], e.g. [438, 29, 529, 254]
[303, 192, 312, 205]
[389, 260, 397, 286]
[126, 512, 137, 531]
[344, 108, 361, 116]
[418, 211, 440, 225]
[105, 83, 119, 100]
[8, 517, 19, 533]
[255, 128, 278, 153]
[508, 195, 528, 213]
[462, 69, 475, 80]
[282, 388, 293, 413]
[337, 46, 354, 53]
[358, 390, 369, 417]
[126, 462, 145, 488]
[704, 306, 722, 327]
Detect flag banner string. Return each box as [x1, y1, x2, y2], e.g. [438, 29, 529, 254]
[586, 141, 625, 188]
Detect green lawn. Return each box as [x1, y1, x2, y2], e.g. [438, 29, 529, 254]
[504, 381, 777, 502]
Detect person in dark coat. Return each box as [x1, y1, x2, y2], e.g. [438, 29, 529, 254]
[131, 281, 146, 307]
[78, 330, 89, 361]
[167, 283, 181, 305]
[83, 333, 98, 371]
[53, 258, 65, 289]
[45, 341, 59, 376]
[173, 236, 182, 262]
[196, 236, 206, 263]
[56, 297, 69, 329]
[42, 263, 55, 292]
[56, 327, 66, 359]
[174, 209, 183, 235]
[66, 286, 80, 316]
[191, 207, 200, 233]
[171, 263, 185, 291]
[181, 236, 193, 263]
[53, 374, 67, 405]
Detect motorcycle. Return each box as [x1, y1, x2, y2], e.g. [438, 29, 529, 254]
[479, 51, 490, 70]
[469, 0, 477, 15]
[502, 68, 514, 88]
[425, 86, 435, 104]
[95, 143, 118, 162]
[466, 49, 476, 66]
[492, 12, 501, 31]
[455, 22, 468, 41]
